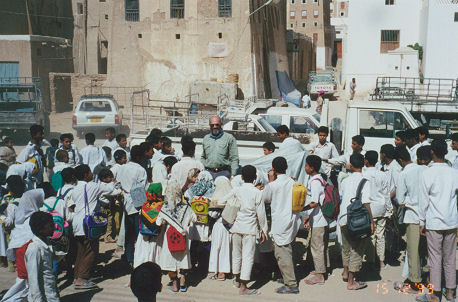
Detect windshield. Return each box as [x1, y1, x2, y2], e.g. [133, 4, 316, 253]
[258, 115, 281, 133]
[78, 100, 113, 112]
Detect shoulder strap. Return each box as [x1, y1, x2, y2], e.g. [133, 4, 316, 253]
[45, 188, 71, 212]
[312, 177, 326, 187]
[60, 187, 73, 199]
[355, 178, 368, 200]
[84, 184, 89, 216]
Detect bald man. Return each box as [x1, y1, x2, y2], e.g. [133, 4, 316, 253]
[201, 116, 239, 179]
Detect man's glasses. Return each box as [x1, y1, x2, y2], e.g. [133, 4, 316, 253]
[210, 123, 221, 126]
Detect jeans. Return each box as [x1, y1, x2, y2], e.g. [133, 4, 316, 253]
[125, 213, 140, 264]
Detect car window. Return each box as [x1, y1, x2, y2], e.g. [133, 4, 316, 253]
[79, 100, 113, 112]
[290, 116, 318, 134]
[359, 110, 410, 138]
[259, 115, 282, 132]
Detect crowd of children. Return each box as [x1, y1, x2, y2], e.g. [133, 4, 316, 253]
[0, 123, 457, 302]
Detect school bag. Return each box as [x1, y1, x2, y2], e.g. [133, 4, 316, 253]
[130, 181, 147, 208]
[140, 194, 164, 236]
[190, 196, 210, 224]
[313, 178, 341, 220]
[83, 184, 108, 240]
[347, 178, 371, 240]
[51, 171, 64, 192]
[16, 240, 33, 280]
[292, 183, 307, 213]
[43, 188, 72, 240]
[166, 225, 186, 253]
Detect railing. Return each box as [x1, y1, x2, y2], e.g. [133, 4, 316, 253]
[171, 7, 184, 19]
[125, 9, 139, 22]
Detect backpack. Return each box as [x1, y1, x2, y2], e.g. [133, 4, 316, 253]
[44, 188, 72, 240]
[347, 178, 371, 240]
[313, 178, 341, 220]
[166, 225, 186, 253]
[140, 198, 164, 236]
[292, 183, 307, 213]
[51, 171, 64, 192]
[16, 240, 33, 280]
[130, 181, 147, 208]
[190, 196, 210, 224]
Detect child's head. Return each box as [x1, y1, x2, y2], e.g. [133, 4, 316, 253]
[272, 156, 287, 174]
[395, 147, 411, 167]
[394, 131, 406, 148]
[430, 139, 448, 160]
[3, 137, 13, 148]
[149, 128, 163, 139]
[75, 164, 93, 182]
[130, 145, 144, 164]
[130, 262, 162, 302]
[262, 142, 275, 155]
[305, 155, 321, 175]
[417, 145, 432, 165]
[56, 149, 69, 163]
[163, 156, 178, 174]
[364, 150, 378, 167]
[351, 135, 365, 152]
[140, 142, 154, 160]
[276, 125, 290, 141]
[317, 126, 329, 145]
[160, 137, 172, 154]
[29, 211, 54, 238]
[6, 175, 25, 198]
[105, 127, 116, 140]
[114, 149, 127, 164]
[61, 167, 76, 184]
[405, 128, 419, 148]
[85, 133, 96, 145]
[349, 153, 364, 171]
[116, 134, 127, 148]
[29, 124, 44, 142]
[187, 168, 200, 184]
[416, 126, 429, 143]
[182, 140, 196, 157]
[41, 182, 57, 199]
[50, 138, 59, 148]
[147, 134, 162, 150]
[60, 133, 72, 149]
[241, 165, 257, 183]
[451, 132, 458, 151]
[98, 168, 114, 183]
[380, 144, 395, 164]
[102, 146, 112, 160]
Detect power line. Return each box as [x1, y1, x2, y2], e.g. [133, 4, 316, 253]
[0, 9, 74, 21]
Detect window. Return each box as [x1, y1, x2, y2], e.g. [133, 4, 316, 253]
[385, 0, 395, 5]
[290, 23, 294, 28]
[301, 10, 307, 18]
[313, 33, 318, 41]
[380, 30, 400, 53]
[79, 101, 114, 112]
[314, 21, 318, 27]
[125, 0, 139, 21]
[138, 33, 142, 38]
[259, 115, 282, 131]
[77, 2, 83, 15]
[302, 0, 306, 3]
[302, 23, 306, 27]
[105, 14, 108, 19]
[176, 34, 180, 39]
[291, 0, 295, 4]
[455, 12, 458, 22]
[314, 10, 319, 17]
[171, 0, 184, 19]
[218, 0, 231, 17]
[290, 116, 318, 134]
[290, 11, 295, 19]
[314, 0, 319, 3]
[218, 32, 222, 39]
[340, 11, 344, 16]
[359, 110, 409, 138]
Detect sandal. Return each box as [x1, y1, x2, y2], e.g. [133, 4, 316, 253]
[232, 279, 240, 289]
[180, 285, 188, 292]
[209, 274, 225, 281]
[240, 289, 260, 296]
[74, 281, 98, 290]
[168, 285, 179, 294]
[304, 275, 325, 285]
[275, 285, 299, 294]
[416, 294, 440, 302]
[347, 282, 367, 290]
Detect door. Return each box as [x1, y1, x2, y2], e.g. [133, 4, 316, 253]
[336, 41, 342, 59]
[0, 62, 19, 78]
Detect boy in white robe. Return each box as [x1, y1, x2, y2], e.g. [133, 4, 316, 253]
[80, 133, 106, 173]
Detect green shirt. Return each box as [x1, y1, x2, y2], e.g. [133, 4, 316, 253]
[201, 132, 239, 175]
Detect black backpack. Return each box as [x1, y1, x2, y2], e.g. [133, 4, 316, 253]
[347, 178, 371, 240]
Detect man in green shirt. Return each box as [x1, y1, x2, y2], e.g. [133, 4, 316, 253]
[201, 116, 239, 179]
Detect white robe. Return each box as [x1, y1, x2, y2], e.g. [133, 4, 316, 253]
[133, 228, 164, 268]
[208, 217, 231, 274]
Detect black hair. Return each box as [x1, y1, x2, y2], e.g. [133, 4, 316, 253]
[352, 135, 365, 146]
[306, 155, 321, 172]
[180, 135, 193, 145]
[75, 164, 91, 181]
[56, 149, 69, 162]
[451, 132, 458, 142]
[29, 124, 44, 137]
[350, 153, 364, 169]
[380, 144, 395, 159]
[160, 136, 172, 147]
[98, 168, 114, 180]
[417, 145, 432, 162]
[272, 156, 287, 174]
[317, 126, 329, 135]
[2, 137, 13, 145]
[276, 125, 289, 136]
[364, 150, 378, 166]
[262, 142, 275, 152]
[430, 139, 448, 159]
[85, 133, 96, 144]
[146, 135, 161, 146]
[61, 167, 76, 184]
[29, 211, 53, 237]
[37, 182, 56, 199]
[50, 138, 59, 148]
[242, 165, 257, 183]
[114, 149, 127, 162]
[6, 175, 25, 198]
[130, 262, 162, 300]
[140, 141, 153, 153]
[102, 146, 112, 157]
[59, 133, 72, 142]
[149, 128, 163, 138]
[405, 128, 419, 141]
[116, 133, 127, 143]
[130, 145, 144, 162]
[182, 140, 196, 156]
[105, 127, 116, 135]
[396, 147, 411, 162]
[163, 156, 178, 168]
[395, 131, 406, 142]
[416, 126, 429, 138]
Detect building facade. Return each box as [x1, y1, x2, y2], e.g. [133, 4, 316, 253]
[330, 0, 348, 60]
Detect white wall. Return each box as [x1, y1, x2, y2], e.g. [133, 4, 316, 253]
[342, 0, 422, 96]
[421, 1, 458, 79]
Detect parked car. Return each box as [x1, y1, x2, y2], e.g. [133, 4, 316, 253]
[72, 95, 123, 137]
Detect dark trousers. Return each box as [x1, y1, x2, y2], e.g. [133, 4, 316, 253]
[125, 213, 140, 264]
[74, 236, 99, 280]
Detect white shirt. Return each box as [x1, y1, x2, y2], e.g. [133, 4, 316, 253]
[306, 174, 328, 228]
[150, 148, 163, 167]
[53, 161, 70, 173]
[230, 183, 268, 236]
[311, 141, 339, 175]
[363, 167, 391, 218]
[452, 155, 458, 170]
[117, 162, 148, 215]
[80, 145, 106, 172]
[110, 163, 122, 180]
[17, 141, 44, 183]
[396, 163, 427, 224]
[409, 143, 421, 164]
[103, 139, 119, 151]
[419, 162, 458, 230]
[328, 150, 366, 167]
[385, 159, 402, 193]
[420, 140, 430, 146]
[55, 146, 81, 167]
[262, 174, 302, 246]
[279, 137, 304, 153]
[25, 236, 59, 302]
[338, 172, 371, 226]
[72, 180, 116, 236]
[170, 157, 205, 188]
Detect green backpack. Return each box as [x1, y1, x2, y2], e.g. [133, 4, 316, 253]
[51, 171, 64, 191]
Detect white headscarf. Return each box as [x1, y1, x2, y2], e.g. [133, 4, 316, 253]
[6, 162, 35, 179]
[15, 188, 45, 225]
